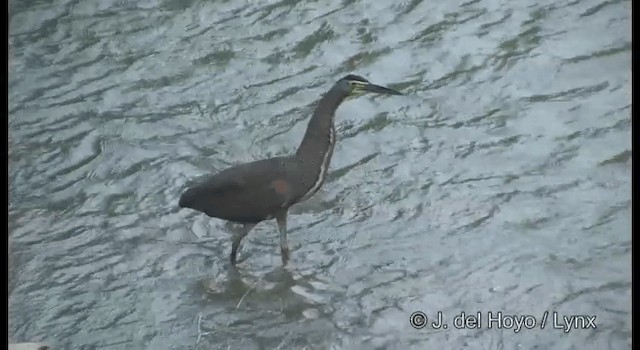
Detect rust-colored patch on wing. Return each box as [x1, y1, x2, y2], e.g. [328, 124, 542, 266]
[271, 179, 290, 196]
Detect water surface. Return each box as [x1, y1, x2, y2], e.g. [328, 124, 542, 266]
[9, 0, 631, 348]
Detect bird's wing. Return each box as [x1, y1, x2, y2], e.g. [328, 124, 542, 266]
[194, 158, 283, 195]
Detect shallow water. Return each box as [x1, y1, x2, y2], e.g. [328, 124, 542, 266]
[9, 0, 631, 349]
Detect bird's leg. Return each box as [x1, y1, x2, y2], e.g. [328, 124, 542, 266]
[230, 223, 256, 265]
[275, 210, 289, 265]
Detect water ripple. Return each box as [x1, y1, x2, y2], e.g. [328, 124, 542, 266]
[9, 0, 630, 348]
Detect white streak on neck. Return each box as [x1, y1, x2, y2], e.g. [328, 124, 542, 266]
[301, 126, 335, 201]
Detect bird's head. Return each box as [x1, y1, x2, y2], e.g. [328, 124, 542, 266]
[337, 74, 403, 99]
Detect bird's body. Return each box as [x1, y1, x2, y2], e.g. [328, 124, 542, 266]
[180, 157, 299, 223]
[179, 74, 402, 265]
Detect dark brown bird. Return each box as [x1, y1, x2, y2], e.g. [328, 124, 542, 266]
[179, 74, 403, 266]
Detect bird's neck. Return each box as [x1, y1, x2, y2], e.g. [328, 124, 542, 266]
[296, 86, 346, 160]
[294, 86, 346, 198]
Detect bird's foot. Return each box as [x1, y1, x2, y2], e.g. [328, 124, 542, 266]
[230, 252, 237, 266]
[230, 249, 250, 266]
[230, 250, 240, 266]
[280, 245, 290, 266]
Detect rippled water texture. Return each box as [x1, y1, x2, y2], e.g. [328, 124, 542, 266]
[9, 0, 631, 348]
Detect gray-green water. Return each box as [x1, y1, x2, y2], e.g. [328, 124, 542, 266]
[9, 0, 631, 349]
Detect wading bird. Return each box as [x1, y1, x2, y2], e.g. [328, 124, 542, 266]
[179, 74, 403, 266]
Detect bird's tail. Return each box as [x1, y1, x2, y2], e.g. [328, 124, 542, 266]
[178, 187, 197, 209]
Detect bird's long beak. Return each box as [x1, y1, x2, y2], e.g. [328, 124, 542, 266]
[362, 82, 403, 95]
